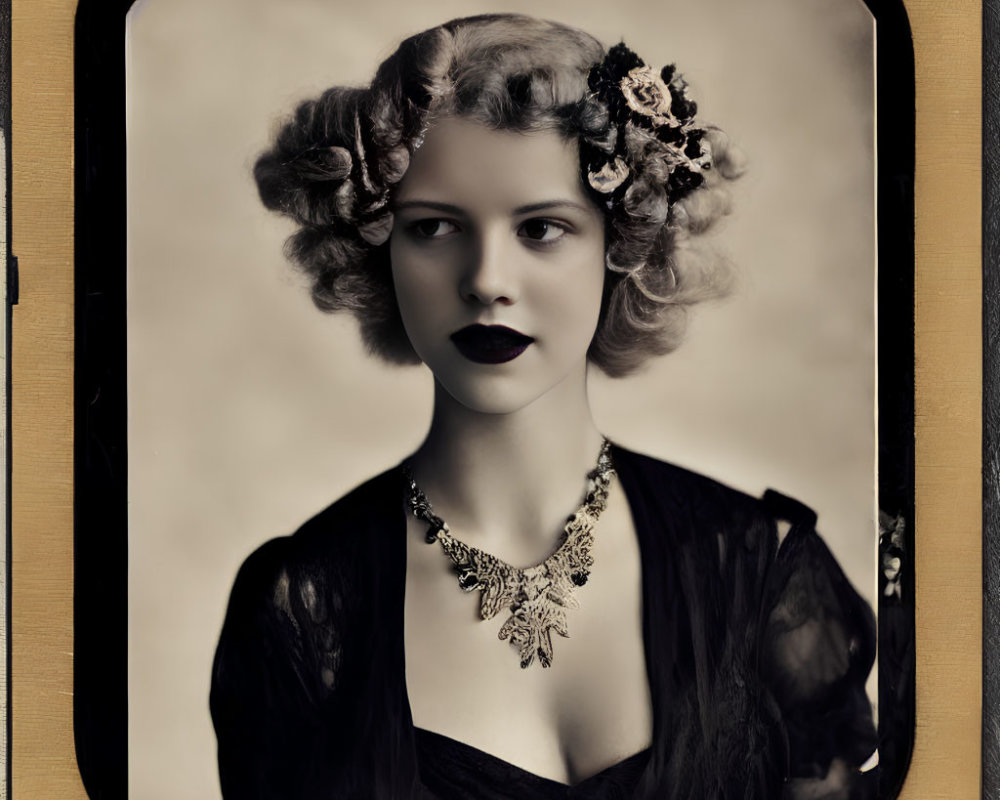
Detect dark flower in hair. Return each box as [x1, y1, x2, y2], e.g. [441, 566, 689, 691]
[584, 42, 711, 210]
[587, 43, 645, 127]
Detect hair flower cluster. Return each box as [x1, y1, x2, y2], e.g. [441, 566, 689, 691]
[583, 43, 711, 209]
[619, 66, 674, 126]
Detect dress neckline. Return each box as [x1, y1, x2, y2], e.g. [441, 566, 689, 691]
[413, 726, 652, 791]
[396, 443, 661, 790]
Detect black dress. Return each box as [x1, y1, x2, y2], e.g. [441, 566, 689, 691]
[211, 444, 878, 799]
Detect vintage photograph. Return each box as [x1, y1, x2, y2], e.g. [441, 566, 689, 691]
[126, 0, 879, 797]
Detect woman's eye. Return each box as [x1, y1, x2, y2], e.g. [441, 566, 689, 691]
[518, 219, 567, 243]
[410, 219, 457, 239]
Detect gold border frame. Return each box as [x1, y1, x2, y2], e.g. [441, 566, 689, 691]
[8, 0, 982, 796]
[905, 0, 983, 796]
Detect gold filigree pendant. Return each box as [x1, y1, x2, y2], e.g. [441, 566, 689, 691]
[404, 440, 615, 669]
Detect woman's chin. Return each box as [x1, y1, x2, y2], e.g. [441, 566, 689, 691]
[435, 378, 539, 417]
[417, 341, 593, 418]
[429, 363, 589, 419]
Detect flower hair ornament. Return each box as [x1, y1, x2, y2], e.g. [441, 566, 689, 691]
[296, 41, 713, 253]
[582, 43, 713, 213]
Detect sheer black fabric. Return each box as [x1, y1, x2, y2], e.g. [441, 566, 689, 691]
[211, 444, 878, 799]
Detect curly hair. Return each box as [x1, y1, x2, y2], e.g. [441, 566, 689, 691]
[254, 13, 744, 377]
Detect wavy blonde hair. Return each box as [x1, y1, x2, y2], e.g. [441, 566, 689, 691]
[254, 14, 744, 377]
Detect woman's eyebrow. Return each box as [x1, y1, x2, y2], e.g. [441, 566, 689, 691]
[393, 200, 464, 214]
[393, 199, 592, 215]
[511, 200, 592, 215]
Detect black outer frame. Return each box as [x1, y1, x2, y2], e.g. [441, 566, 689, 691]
[865, 1, 917, 797]
[72, 1, 916, 797]
[983, 0, 999, 796]
[75, 1, 133, 798]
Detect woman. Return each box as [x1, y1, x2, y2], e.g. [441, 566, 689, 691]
[211, 14, 877, 799]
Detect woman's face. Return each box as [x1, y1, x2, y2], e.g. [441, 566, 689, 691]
[390, 116, 607, 415]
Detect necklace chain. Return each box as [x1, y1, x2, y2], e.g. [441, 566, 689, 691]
[403, 440, 615, 669]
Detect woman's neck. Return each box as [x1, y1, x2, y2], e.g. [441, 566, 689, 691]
[408, 373, 604, 564]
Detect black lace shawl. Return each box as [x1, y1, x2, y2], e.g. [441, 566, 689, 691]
[211, 444, 878, 799]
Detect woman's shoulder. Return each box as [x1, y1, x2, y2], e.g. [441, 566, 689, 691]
[255, 463, 402, 556]
[611, 442, 865, 593]
[622, 442, 874, 611]
[611, 446, 878, 785]
[614, 442, 814, 517]
[223, 464, 404, 620]
[291, 462, 404, 546]
[610, 442, 813, 548]
[211, 469, 408, 792]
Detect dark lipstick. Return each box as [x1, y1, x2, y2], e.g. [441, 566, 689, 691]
[450, 324, 535, 364]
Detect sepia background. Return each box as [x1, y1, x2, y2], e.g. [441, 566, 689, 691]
[126, 0, 875, 797]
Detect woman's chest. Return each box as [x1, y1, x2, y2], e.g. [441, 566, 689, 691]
[402, 485, 652, 785]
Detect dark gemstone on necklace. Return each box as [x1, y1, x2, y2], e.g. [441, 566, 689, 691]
[571, 571, 589, 586]
[425, 525, 443, 544]
[458, 570, 480, 591]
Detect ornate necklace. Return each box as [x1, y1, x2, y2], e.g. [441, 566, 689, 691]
[403, 440, 615, 669]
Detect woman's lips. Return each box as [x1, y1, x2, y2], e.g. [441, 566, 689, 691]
[450, 324, 535, 364]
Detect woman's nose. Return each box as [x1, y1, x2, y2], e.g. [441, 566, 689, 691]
[458, 232, 518, 306]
